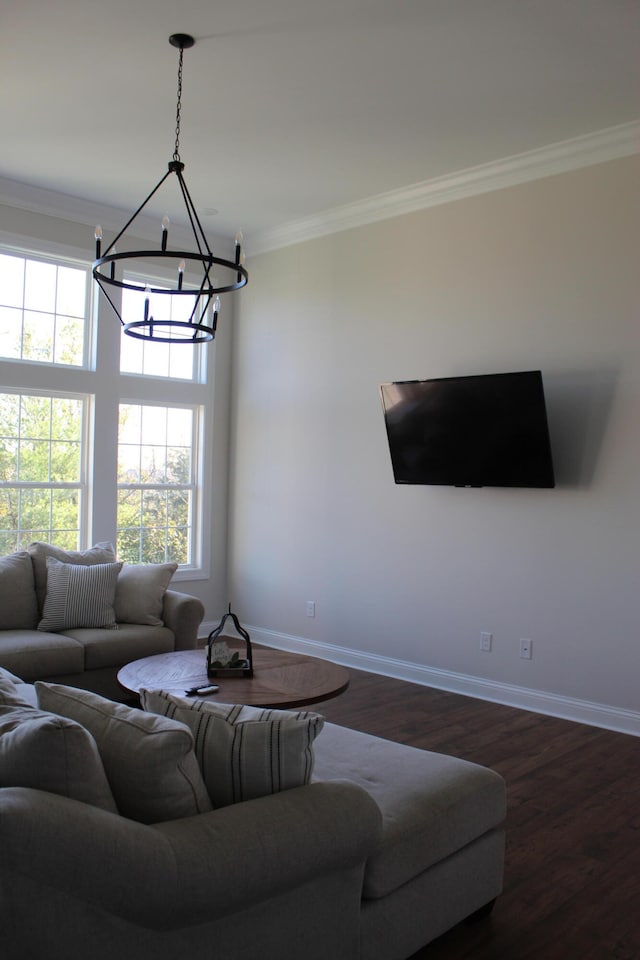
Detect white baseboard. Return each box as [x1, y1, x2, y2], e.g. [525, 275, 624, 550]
[200, 621, 640, 737]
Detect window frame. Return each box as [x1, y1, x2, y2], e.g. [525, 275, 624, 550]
[0, 386, 92, 553]
[119, 266, 208, 383]
[0, 245, 95, 370]
[0, 234, 216, 581]
[116, 398, 204, 571]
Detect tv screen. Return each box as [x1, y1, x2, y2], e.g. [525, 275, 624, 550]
[380, 370, 555, 488]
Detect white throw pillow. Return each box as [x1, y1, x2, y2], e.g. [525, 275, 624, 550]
[140, 689, 325, 808]
[0, 703, 118, 813]
[36, 682, 213, 823]
[114, 562, 178, 626]
[38, 558, 123, 632]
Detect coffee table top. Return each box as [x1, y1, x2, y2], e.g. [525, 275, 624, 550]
[117, 643, 349, 709]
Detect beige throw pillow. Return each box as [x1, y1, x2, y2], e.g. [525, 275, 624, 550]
[0, 703, 118, 813]
[38, 558, 122, 632]
[114, 562, 177, 626]
[0, 551, 39, 630]
[36, 682, 212, 823]
[141, 689, 325, 808]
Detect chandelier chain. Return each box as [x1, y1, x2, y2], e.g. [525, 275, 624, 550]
[173, 45, 185, 162]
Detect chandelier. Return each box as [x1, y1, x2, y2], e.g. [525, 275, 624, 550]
[92, 34, 248, 343]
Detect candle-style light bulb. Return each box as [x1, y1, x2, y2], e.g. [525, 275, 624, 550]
[234, 231, 243, 269]
[161, 215, 170, 252]
[212, 296, 221, 334]
[177, 260, 185, 291]
[144, 285, 151, 322]
[94, 225, 102, 259]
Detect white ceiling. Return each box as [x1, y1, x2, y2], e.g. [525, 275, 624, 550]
[1, 0, 639, 250]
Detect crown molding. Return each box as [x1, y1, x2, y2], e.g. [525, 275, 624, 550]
[0, 178, 146, 236]
[0, 178, 226, 251]
[2, 121, 638, 257]
[250, 120, 640, 254]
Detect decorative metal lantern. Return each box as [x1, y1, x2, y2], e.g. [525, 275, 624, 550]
[206, 605, 253, 678]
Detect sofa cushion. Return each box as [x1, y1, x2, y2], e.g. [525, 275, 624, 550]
[0, 630, 84, 681]
[141, 688, 324, 808]
[114, 562, 178, 626]
[312, 722, 507, 900]
[63, 624, 175, 670]
[38, 559, 123, 633]
[0, 702, 118, 813]
[36, 682, 212, 823]
[28, 540, 116, 614]
[0, 551, 39, 630]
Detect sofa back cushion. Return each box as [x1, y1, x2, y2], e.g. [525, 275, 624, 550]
[0, 700, 118, 813]
[0, 551, 39, 630]
[114, 562, 178, 626]
[38, 558, 122, 632]
[28, 541, 116, 615]
[36, 682, 212, 823]
[141, 688, 324, 808]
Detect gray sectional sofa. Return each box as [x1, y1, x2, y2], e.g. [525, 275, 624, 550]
[0, 543, 204, 700]
[0, 667, 507, 960]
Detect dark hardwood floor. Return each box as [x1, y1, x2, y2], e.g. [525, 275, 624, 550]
[314, 669, 640, 960]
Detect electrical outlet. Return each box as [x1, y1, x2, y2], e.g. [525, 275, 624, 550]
[306, 601, 316, 618]
[480, 631, 492, 652]
[520, 638, 533, 660]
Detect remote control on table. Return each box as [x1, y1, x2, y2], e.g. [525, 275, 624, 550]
[184, 684, 220, 697]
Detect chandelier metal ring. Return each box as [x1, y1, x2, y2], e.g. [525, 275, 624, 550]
[93, 252, 249, 296]
[123, 320, 216, 344]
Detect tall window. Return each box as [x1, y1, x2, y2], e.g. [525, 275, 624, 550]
[0, 391, 87, 553]
[0, 242, 210, 574]
[117, 403, 199, 565]
[0, 252, 87, 365]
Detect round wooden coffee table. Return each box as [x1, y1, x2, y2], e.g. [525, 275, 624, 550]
[117, 644, 349, 709]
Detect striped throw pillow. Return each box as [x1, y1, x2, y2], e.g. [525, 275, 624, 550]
[28, 540, 116, 614]
[140, 688, 325, 808]
[38, 558, 123, 632]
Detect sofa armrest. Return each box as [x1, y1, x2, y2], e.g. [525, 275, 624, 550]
[0, 781, 381, 930]
[161, 589, 204, 650]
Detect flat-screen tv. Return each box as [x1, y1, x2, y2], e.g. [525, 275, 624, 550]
[380, 370, 555, 488]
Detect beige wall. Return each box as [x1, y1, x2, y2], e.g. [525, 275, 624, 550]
[2, 155, 637, 728]
[229, 155, 639, 723]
